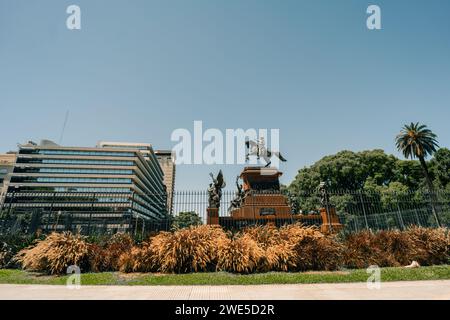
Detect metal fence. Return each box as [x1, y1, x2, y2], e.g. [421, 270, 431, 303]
[0, 190, 449, 236]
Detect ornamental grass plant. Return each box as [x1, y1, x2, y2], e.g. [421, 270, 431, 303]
[10, 225, 450, 275]
[15, 232, 91, 275]
[147, 225, 228, 273]
[89, 233, 134, 272]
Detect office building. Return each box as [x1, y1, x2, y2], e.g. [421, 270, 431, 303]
[0, 153, 16, 203]
[2, 140, 167, 233]
[155, 150, 176, 214]
[98, 142, 176, 214]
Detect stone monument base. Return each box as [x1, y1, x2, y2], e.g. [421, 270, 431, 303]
[229, 166, 292, 220]
[207, 208, 219, 225]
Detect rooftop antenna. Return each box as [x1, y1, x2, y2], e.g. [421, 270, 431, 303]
[59, 110, 69, 145]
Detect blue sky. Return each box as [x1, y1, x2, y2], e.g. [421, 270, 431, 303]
[1, 0, 449, 190]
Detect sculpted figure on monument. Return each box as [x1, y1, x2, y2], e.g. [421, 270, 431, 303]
[228, 176, 246, 212]
[208, 170, 226, 209]
[245, 137, 287, 168]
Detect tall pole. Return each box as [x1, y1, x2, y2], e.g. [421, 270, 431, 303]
[358, 191, 369, 230]
[129, 191, 135, 235]
[87, 192, 96, 235]
[324, 188, 332, 233]
[395, 197, 406, 230]
[47, 192, 56, 232]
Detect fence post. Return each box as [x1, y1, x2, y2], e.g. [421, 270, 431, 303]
[413, 208, 422, 227]
[134, 214, 139, 236]
[0, 198, 4, 233]
[7, 190, 15, 217]
[324, 191, 333, 233]
[87, 192, 96, 235]
[353, 215, 359, 233]
[0, 192, 8, 233]
[395, 196, 405, 230]
[133, 192, 139, 236]
[46, 192, 56, 232]
[128, 191, 135, 234]
[358, 191, 370, 230]
[5, 190, 17, 233]
[428, 191, 441, 228]
[251, 190, 256, 223]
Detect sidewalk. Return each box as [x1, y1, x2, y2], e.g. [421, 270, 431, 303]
[1, 280, 449, 300]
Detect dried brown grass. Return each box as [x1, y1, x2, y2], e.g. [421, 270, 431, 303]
[343, 227, 450, 268]
[238, 225, 296, 272]
[13, 225, 448, 275]
[89, 233, 134, 272]
[405, 227, 450, 266]
[279, 224, 343, 271]
[221, 224, 343, 273]
[373, 230, 418, 266]
[120, 225, 228, 273]
[118, 240, 155, 273]
[155, 225, 228, 273]
[343, 230, 391, 268]
[15, 232, 92, 275]
[216, 234, 265, 273]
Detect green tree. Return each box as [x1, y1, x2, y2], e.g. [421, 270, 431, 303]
[395, 122, 440, 226]
[392, 159, 423, 190]
[171, 211, 203, 230]
[429, 148, 450, 189]
[290, 149, 400, 193]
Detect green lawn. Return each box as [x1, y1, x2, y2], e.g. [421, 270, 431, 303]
[0, 265, 449, 286]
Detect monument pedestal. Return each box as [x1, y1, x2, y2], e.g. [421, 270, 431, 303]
[207, 208, 219, 225]
[230, 167, 292, 221]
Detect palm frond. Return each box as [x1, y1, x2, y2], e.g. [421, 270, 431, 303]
[395, 122, 439, 159]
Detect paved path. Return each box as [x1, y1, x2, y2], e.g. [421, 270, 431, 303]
[1, 280, 449, 300]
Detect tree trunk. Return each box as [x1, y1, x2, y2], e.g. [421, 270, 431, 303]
[418, 157, 433, 192]
[419, 156, 441, 227]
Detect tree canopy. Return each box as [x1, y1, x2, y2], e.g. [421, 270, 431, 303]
[171, 211, 203, 230]
[288, 149, 432, 193]
[288, 148, 450, 212]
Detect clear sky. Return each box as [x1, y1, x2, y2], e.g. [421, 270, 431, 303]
[1, 0, 449, 190]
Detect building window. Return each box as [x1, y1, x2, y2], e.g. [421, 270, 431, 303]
[37, 150, 135, 157]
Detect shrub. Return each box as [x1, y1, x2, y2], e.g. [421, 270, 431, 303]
[280, 224, 343, 271]
[118, 241, 155, 273]
[242, 224, 296, 272]
[149, 225, 227, 273]
[216, 234, 264, 274]
[15, 232, 92, 275]
[373, 230, 419, 266]
[0, 242, 13, 268]
[9, 225, 450, 275]
[405, 227, 450, 265]
[0, 233, 45, 269]
[242, 224, 281, 248]
[238, 224, 343, 272]
[264, 242, 297, 272]
[89, 233, 134, 272]
[343, 230, 388, 268]
[343, 229, 425, 268]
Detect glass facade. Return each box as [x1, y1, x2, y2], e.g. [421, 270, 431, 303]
[37, 150, 135, 157]
[36, 177, 133, 184]
[54, 187, 131, 193]
[17, 158, 134, 166]
[5, 143, 168, 229]
[38, 168, 133, 174]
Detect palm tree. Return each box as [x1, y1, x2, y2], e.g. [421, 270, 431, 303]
[395, 122, 440, 226]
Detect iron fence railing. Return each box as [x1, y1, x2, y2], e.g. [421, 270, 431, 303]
[0, 190, 449, 236]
